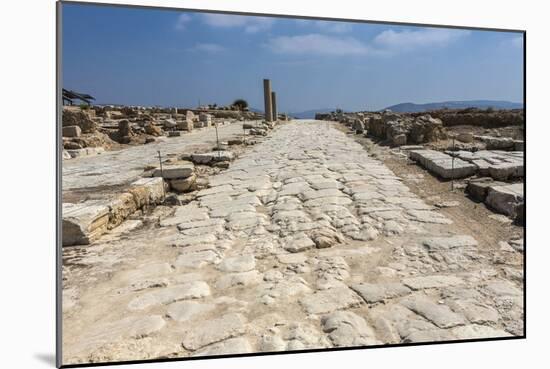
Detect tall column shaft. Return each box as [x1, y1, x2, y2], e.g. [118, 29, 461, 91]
[271, 91, 277, 121]
[263, 79, 273, 122]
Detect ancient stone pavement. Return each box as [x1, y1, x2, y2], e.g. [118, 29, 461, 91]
[63, 120, 247, 191]
[62, 120, 523, 364]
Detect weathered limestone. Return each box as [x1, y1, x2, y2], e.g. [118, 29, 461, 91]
[181, 313, 247, 351]
[409, 149, 477, 179]
[62, 120, 523, 363]
[62, 177, 165, 246]
[62, 201, 110, 246]
[321, 311, 379, 346]
[486, 183, 524, 217]
[65, 147, 105, 159]
[300, 287, 363, 314]
[63, 125, 82, 138]
[401, 295, 466, 329]
[153, 164, 194, 179]
[191, 151, 234, 165]
[450, 150, 523, 180]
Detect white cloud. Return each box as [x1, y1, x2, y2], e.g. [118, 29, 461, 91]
[265, 34, 369, 56]
[314, 21, 352, 34]
[200, 14, 274, 33]
[175, 14, 192, 30]
[188, 43, 225, 53]
[373, 28, 470, 51]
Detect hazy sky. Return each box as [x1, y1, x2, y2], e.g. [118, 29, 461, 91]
[62, 3, 524, 112]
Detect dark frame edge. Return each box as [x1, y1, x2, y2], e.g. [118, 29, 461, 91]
[56, 1, 63, 367]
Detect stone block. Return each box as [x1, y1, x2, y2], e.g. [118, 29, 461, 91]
[62, 125, 82, 138]
[409, 149, 477, 179]
[153, 164, 195, 179]
[485, 183, 524, 217]
[62, 201, 110, 246]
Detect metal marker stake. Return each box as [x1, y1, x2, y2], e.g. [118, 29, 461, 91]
[215, 122, 220, 158]
[451, 137, 455, 192]
[157, 150, 165, 197]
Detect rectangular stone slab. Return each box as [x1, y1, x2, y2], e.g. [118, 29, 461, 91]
[409, 149, 477, 179]
[62, 201, 110, 246]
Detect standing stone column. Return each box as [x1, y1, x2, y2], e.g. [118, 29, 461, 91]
[271, 91, 277, 121]
[263, 79, 273, 122]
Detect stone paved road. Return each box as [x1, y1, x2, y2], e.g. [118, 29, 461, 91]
[63, 120, 251, 191]
[62, 120, 523, 364]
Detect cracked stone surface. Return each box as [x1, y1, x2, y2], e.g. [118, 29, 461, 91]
[62, 120, 523, 365]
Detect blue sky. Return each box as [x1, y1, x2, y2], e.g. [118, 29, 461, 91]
[62, 3, 524, 112]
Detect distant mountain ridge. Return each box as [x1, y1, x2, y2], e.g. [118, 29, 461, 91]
[290, 108, 335, 119]
[382, 100, 523, 113]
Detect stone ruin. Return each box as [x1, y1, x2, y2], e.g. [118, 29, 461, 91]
[318, 110, 446, 146]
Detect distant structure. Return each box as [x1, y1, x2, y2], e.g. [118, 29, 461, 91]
[62, 89, 95, 106]
[271, 91, 278, 121]
[263, 79, 273, 122]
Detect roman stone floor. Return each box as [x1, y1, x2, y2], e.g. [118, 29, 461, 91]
[62, 120, 524, 365]
[63, 120, 247, 191]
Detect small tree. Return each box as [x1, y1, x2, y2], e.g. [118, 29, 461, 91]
[232, 99, 249, 111]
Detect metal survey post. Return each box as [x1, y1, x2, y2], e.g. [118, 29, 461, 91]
[157, 150, 165, 196]
[451, 136, 455, 191]
[215, 121, 220, 158]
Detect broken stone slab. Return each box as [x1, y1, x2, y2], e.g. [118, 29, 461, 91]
[321, 310, 379, 346]
[66, 147, 105, 159]
[153, 164, 195, 179]
[166, 300, 215, 322]
[129, 177, 166, 208]
[409, 149, 477, 179]
[351, 283, 411, 303]
[401, 295, 466, 329]
[62, 201, 110, 246]
[191, 151, 234, 164]
[475, 135, 515, 150]
[283, 233, 315, 253]
[168, 131, 182, 137]
[422, 235, 478, 251]
[215, 270, 262, 289]
[174, 250, 219, 269]
[217, 255, 256, 273]
[451, 324, 512, 339]
[127, 281, 211, 311]
[485, 183, 524, 217]
[466, 177, 505, 202]
[300, 287, 363, 314]
[452, 150, 524, 180]
[181, 313, 247, 351]
[62, 125, 82, 137]
[192, 337, 252, 357]
[169, 174, 197, 193]
[402, 275, 465, 290]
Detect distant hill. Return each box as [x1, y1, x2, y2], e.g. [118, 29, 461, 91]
[383, 100, 523, 113]
[291, 108, 335, 119]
